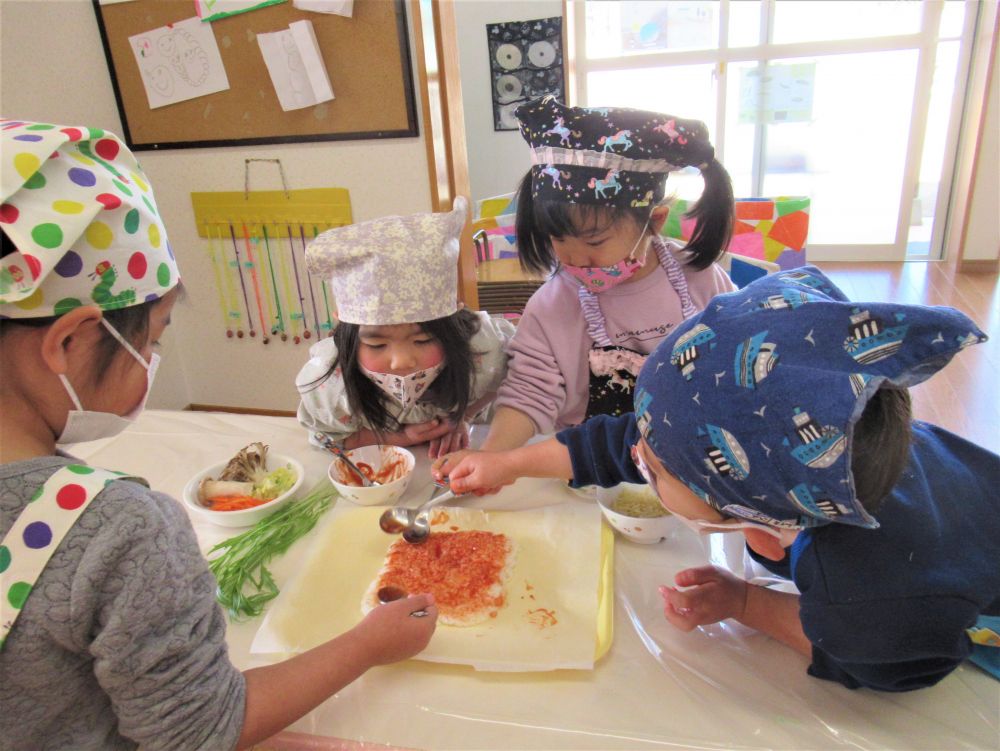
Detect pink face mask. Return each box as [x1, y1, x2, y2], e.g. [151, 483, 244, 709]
[562, 221, 650, 294]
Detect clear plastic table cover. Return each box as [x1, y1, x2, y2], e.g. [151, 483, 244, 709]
[70, 410, 1000, 750]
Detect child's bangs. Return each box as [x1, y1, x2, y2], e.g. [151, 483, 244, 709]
[533, 201, 623, 241]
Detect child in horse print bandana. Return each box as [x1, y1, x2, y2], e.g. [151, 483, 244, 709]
[481, 97, 738, 457]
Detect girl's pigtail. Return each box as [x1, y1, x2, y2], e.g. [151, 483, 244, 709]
[682, 157, 735, 270]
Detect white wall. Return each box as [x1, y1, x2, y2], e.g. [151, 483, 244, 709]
[963, 30, 1000, 263]
[454, 0, 563, 205]
[1, 0, 432, 412]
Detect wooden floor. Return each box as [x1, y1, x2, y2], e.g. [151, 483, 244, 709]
[818, 260, 999, 455]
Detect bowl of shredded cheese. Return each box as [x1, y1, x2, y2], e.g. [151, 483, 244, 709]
[328, 445, 415, 506]
[596, 483, 676, 544]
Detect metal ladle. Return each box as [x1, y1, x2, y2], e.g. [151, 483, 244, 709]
[378, 482, 458, 544]
[314, 432, 379, 487]
[377, 585, 429, 617]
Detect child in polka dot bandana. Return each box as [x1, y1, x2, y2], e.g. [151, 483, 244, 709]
[0, 120, 438, 749]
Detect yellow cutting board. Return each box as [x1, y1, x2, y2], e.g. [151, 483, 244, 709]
[253, 503, 612, 671]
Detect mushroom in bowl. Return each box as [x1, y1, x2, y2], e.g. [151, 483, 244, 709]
[183, 442, 305, 527]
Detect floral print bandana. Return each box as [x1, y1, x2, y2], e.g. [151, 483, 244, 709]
[306, 198, 466, 326]
[633, 266, 987, 530]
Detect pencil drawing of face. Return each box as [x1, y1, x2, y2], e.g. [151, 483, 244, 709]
[145, 65, 174, 96]
[158, 29, 209, 87]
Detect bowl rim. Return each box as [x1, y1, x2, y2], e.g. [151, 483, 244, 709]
[595, 483, 674, 522]
[183, 452, 305, 517]
[327, 444, 415, 491]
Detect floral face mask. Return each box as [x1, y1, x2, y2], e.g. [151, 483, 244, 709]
[360, 361, 446, 412]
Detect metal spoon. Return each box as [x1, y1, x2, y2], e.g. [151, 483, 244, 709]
[378, 482, 458, 543]
[377, 585, 429, 617]
[314, 433, 379, 487]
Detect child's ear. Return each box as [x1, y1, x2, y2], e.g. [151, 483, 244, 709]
[743, 528, 787, 561]
[649, 205, 670, 235]
[40, 305, 103, 375]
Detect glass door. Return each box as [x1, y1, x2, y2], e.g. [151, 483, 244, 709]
[573, 0, 980, 262]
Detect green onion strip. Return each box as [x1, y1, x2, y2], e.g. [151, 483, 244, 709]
[207, 481, 336, 620]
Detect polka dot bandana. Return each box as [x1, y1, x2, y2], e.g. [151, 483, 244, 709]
[633, 266, 988, 530]
[0, 119, 179, 319]
[0, 465, 144, 650]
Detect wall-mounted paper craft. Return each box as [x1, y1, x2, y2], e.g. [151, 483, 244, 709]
[257, 19, 335, 111]
[293, 0, 353, 17]
[128, 16, 230, 109]
[195, 0, 287, 23]
[739, 63, 816, 125]
[486, 17, 564, 131]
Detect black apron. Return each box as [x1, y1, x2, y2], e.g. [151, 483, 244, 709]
[579, 238, 698, 420]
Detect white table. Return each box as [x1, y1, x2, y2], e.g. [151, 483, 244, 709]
[70, 410, 1000, 750]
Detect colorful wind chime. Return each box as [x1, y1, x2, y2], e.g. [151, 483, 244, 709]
[191, 162, 351, 345]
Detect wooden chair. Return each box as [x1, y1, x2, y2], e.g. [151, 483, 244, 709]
[470, 193, 545, 321]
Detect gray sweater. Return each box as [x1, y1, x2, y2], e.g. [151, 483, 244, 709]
[0, 456, 246, 750]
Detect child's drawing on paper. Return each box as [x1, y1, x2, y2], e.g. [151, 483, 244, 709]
[157, 26, 210, 86]
[128, 16, 230, 110]
[257, 20, 334, 112]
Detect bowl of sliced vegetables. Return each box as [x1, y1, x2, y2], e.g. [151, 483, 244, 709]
[183, 442, 305, 527]
[595, 482, 676, 544]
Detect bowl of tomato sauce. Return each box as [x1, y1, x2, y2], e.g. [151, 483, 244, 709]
[327, 445, 415, 506]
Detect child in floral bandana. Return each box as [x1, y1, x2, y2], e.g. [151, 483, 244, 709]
[296, 198, 514, 459]
[436, 266, 1000, 691]
[1, 120, 439, 750]
[481, 97, 736, 456]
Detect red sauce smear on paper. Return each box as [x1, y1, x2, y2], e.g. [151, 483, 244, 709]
[527, 608, 558, 629]
[378, 531, 510, 621]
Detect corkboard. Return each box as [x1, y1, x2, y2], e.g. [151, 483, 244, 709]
[92, 0, 417, 151]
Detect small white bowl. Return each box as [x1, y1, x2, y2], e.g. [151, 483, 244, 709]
[328, 445, 415, 506]
[596, 482, 677, 544]
[182, 453, 305, 528]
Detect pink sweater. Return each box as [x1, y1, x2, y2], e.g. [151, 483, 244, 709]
[496, 239, 735, 433]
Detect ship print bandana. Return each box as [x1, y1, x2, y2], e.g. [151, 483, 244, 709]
[633, 266, 987, 529]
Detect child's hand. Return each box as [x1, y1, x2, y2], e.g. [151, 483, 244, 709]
[375, 419, 454, 448]
[427, 420, 470, 459]
[432, 450, 512, 496]
[353, 594, 438, 666]
[658, 565, 748, 632]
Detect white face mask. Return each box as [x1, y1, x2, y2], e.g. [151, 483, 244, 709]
[56, 318, 159, 445]
[670, 513, 800, 543]
[631, 442, 800, 543]
[360, 360, 445, 412]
